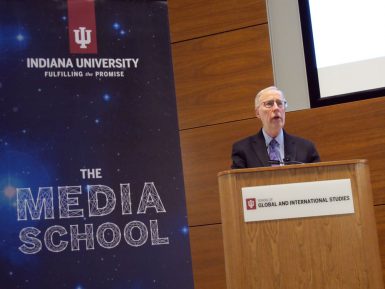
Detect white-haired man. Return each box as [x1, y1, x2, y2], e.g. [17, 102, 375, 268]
[231, 86, 320, 168]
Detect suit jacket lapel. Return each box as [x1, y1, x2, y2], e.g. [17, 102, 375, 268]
[251, 130, 270, 166]
[284, 131, 297, 161]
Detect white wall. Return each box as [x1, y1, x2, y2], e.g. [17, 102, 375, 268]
[266, 0, 310, 111]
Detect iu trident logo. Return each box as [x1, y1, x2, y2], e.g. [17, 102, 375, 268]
[73, 27, 92, 49]
[246, 198, 257, 210]
[67, 0, 98, 54]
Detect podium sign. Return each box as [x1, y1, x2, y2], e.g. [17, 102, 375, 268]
[242, 179, 354, 222]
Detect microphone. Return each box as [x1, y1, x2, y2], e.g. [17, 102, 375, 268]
[268, 160, 282, 165]
[283, 156, 304, 165]
[268, 157, 304, 166]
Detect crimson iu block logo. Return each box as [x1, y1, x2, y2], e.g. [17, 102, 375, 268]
[67, 0, 98, 54]
[74, 27, 92, 49]
[246, 198, 257, 210]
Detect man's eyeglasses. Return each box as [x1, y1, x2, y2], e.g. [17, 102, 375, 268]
[262, 99, 288, 109]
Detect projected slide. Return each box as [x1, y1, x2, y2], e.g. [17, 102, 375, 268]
[309, 0, 385, 98]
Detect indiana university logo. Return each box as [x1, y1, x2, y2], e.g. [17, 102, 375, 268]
[73, 27, 92, 49]
[67, 0, 98, 54]
[246, 198, 257, 210]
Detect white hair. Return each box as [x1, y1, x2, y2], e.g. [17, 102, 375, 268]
[254, 86, 285, 110]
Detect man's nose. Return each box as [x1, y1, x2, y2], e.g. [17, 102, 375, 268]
[272, 101, 280, 109]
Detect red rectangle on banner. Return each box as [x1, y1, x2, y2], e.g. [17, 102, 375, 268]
[67, 0, 98, 54]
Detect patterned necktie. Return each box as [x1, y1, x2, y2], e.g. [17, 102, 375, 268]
[268, 138, 281, 165]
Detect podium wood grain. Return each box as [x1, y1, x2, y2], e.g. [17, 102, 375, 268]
[218, 160, 384, 289]
[188, 207, 385, 289]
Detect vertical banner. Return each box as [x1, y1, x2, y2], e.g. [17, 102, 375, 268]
[0, 1, 195, 289]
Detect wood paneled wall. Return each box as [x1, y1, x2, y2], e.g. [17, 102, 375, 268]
[168, 0, 385, 288]
[168, 0, 267, 42]
[173, 26, 272, 129]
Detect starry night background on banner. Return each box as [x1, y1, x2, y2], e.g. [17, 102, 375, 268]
[0, 1, 194, 289]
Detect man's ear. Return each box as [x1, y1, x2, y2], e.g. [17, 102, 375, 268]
[255, 108, 261, 119]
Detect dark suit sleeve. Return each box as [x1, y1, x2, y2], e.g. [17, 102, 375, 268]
[300, 138, 320, 163]
[285, 133, 321, 164]
[309, 142, 321, 163]
[231, 142, 246, 169]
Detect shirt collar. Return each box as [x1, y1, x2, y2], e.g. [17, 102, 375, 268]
[262, 129, 284, 148]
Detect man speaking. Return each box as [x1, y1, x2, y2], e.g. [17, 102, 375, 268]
[231, 86, 320, 168]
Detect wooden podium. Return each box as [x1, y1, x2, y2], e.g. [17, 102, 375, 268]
[218, 160, 384, 289]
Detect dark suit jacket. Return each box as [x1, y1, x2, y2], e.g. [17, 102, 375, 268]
[231, 129, 320, 169]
